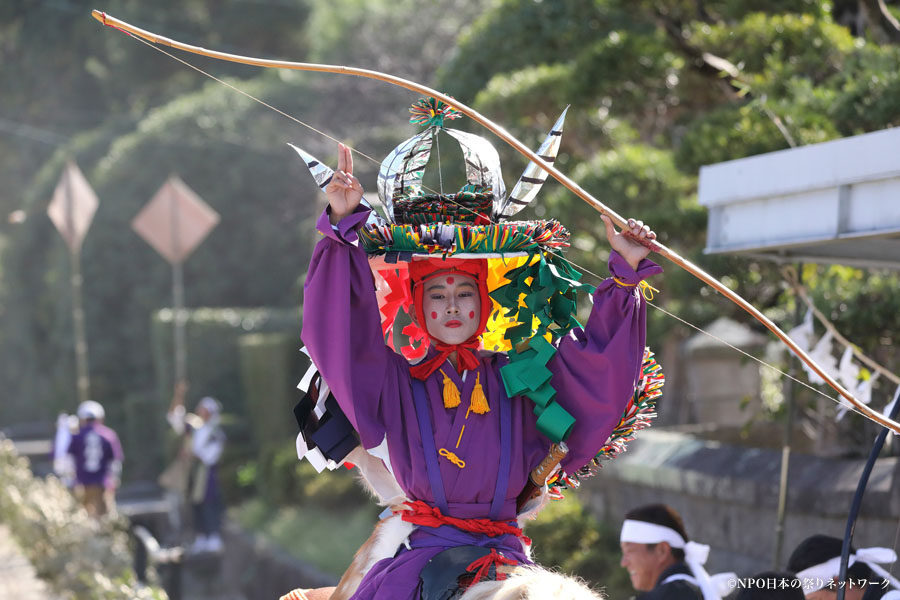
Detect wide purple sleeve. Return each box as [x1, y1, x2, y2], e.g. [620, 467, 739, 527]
[300, 205, 395, 447]
[549, 250, 663, 472]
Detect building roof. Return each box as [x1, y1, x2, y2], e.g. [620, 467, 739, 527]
[698, 127, 900, 269]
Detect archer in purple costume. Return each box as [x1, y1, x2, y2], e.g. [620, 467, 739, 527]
[301, 145, 661, 599]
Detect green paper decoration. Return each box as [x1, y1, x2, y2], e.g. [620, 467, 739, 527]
[493, 252, 595, 442]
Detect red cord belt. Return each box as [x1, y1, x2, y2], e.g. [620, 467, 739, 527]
[396, 500, 530, 586]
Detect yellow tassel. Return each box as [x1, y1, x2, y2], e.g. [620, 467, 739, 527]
[440, 369, 461, 409]
[469, 372, 490, 414]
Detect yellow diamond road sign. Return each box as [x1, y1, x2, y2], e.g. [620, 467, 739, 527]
[131, 176, 220, 264]
[47, 161, 99, 252]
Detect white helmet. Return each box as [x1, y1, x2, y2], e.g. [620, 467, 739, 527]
[77, 400, 105, 420]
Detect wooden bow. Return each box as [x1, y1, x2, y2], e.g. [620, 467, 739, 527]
[91, 10, 900, 433]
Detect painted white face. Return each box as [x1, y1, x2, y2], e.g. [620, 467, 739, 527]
[420, 273, 482, 345]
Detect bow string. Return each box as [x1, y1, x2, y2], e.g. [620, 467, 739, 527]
[91, 9, 900, 434]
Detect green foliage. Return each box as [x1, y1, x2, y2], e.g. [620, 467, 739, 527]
[151, 307, 301, 417]
[5, 1, 900, 589]
[828, 45, 900, 134]
[440, 0, 632, 102]
[249, 444, 369, 509]
[151, 307, 302, 495]
[306, 0, 496, 82]
[526, 496, 633, 598]
[799, 265, 900, 373]
[234, 496, 380, 576]
[436, 0, 900, 439]
[541, 143, 705, 334]
[239, 332, 302, 448]
[675, 103, 795, 171]
[691, 13, 856, 78]
[121, 389, 168, 481]
[0, 439, 167, 599]
[231, 441, 374, 553]
[0, 0, 313, 224]
[0, 75, 321, 425]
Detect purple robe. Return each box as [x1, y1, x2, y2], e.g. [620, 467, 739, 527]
[67, 423, 123, 489]
[301, 206, 662, 600]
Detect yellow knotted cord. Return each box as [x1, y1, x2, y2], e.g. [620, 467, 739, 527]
[613, 278, 659, 301]
[438, 448, 466, 469]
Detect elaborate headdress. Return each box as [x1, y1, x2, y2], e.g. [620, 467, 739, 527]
[292, 98, 662, 492]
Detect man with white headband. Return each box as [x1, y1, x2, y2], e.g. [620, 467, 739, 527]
[787, 535, 900, 600]
[620, 504, 732, 599]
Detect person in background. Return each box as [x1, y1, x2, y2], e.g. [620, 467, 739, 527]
[167, 381, 226, 554]
[787, 534, 900, 600]
[52, 412, 79, 489]
[620, 503, 734, 600]
[66, 400, 123, 518]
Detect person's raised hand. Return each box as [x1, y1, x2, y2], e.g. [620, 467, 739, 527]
[326, 142, 364, 225]
[600, 214, 657, 271]
[171, 379, 188, 409]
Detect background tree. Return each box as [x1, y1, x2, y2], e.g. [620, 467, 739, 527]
[1, 0, 899, 513]
[3, 1, 900, 595]
[438, 0, 900, 445]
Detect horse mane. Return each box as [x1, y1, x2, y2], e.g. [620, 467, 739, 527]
[460, 566, 607, 600]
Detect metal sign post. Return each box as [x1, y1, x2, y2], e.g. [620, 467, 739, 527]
[47, 161, 99, 405]
[132, 176, 219, 385]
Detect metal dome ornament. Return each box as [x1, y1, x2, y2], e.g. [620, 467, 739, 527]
[291, 96, 571, 256]
[345, 96, 568, 257]
[376, 95, 506, 228]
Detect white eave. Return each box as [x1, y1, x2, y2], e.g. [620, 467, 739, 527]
[698, 126, 900, 269]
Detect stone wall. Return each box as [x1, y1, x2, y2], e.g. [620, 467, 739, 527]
[583, 429, 900, 576]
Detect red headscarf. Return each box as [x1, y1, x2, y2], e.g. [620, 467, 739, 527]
[408, 257, 492, 380]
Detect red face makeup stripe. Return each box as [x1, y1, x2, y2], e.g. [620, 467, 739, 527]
[446, 276, 454, 284]
[469, 311, 475, 319]
[431, 312, 438, 320]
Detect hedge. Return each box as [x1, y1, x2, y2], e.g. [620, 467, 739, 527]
[0, 437, 167, 599]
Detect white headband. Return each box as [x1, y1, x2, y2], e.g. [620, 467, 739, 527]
[796, 547, 900, 596]
[621, 519, 687, 549]
[620, 520, 736, 600]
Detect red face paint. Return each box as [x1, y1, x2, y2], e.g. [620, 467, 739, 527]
[446, 276, 454, 284]
[431, 312, 438, 320]
[469, 311, 475, 319]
